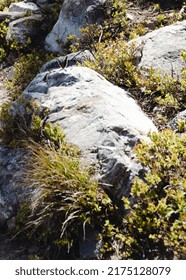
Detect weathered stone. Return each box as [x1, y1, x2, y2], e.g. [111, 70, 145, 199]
[40, 50, 94, 72]
[45, 0, 107, 53]
[9, 1, 40, 13]
[36, 0, 48, 7]
[36, 0, 54, 8]
[0, 143, 24, 227]
[79, 228, 100, 259]
[6, 14, 43, 44]
[129, 20, 186, 77]
[11, 66, 157, 202]
[0, 11, 26, 22]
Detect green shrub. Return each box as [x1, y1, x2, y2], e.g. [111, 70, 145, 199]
[68, 0, 127, 52]
[15, 128, 186, 259]
[0, 50, 54, 145]
[83, 38, 186, 128]
[84, 40, 138, 88]
[6, 51, 51, 100]
[0, 20, 9, 61]
[0, 19, 32, 63]
[99, 130, 186, 259]
[70, 0, 182, 54]
[0, 0, 19, 11]
[0, 1, 61, 63]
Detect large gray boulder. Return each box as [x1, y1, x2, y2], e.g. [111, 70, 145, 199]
[129, 20, 186, 77]
[45, 0, 107, 53]
[6, 14, 43, 44]
[11, 65, 157, 201]
[0, 11, 26, 22]
[0, 1, 40, 23]
[8, 2, 40, 13]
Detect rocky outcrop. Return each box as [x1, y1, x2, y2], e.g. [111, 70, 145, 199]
[11, 65, 157, 203]
[129, 20, 186, 77]
[0, 11, 26, 22]
[6, 14, 43, 44]
[8, 2, 40, 13]
[0, 1, 43, 45]
[0, 62, 157, 228]
[0, 1, 40, 23]
[45, 0, 107, 53]
[40, 50, 93, 72]
[0, 143, 25, 228]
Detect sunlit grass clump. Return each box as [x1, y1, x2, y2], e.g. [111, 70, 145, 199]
[16, 138, 112, 258]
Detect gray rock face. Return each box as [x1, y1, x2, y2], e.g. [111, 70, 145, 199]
[36, 0, 55, 8]
[9, 2, 40, 13]
[36, 0, 48, 7]
[40, 50, 93, 72]
[0, 143, 24, 227]
[0, 11, 26, 22]
[0, 1, 40, 23]
[12, 66, 157, 201]
[45, 0, 107, 53]
[129, 20, 186, 77]
[6, 14, 43, 44]
[0, 1, 42, 45]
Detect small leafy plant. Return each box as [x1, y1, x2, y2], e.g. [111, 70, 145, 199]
[0, 0, 19, 11]
[99, 130, 186, 260]
[0, 50, 54, 145]
[83, 39, 186, 128]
